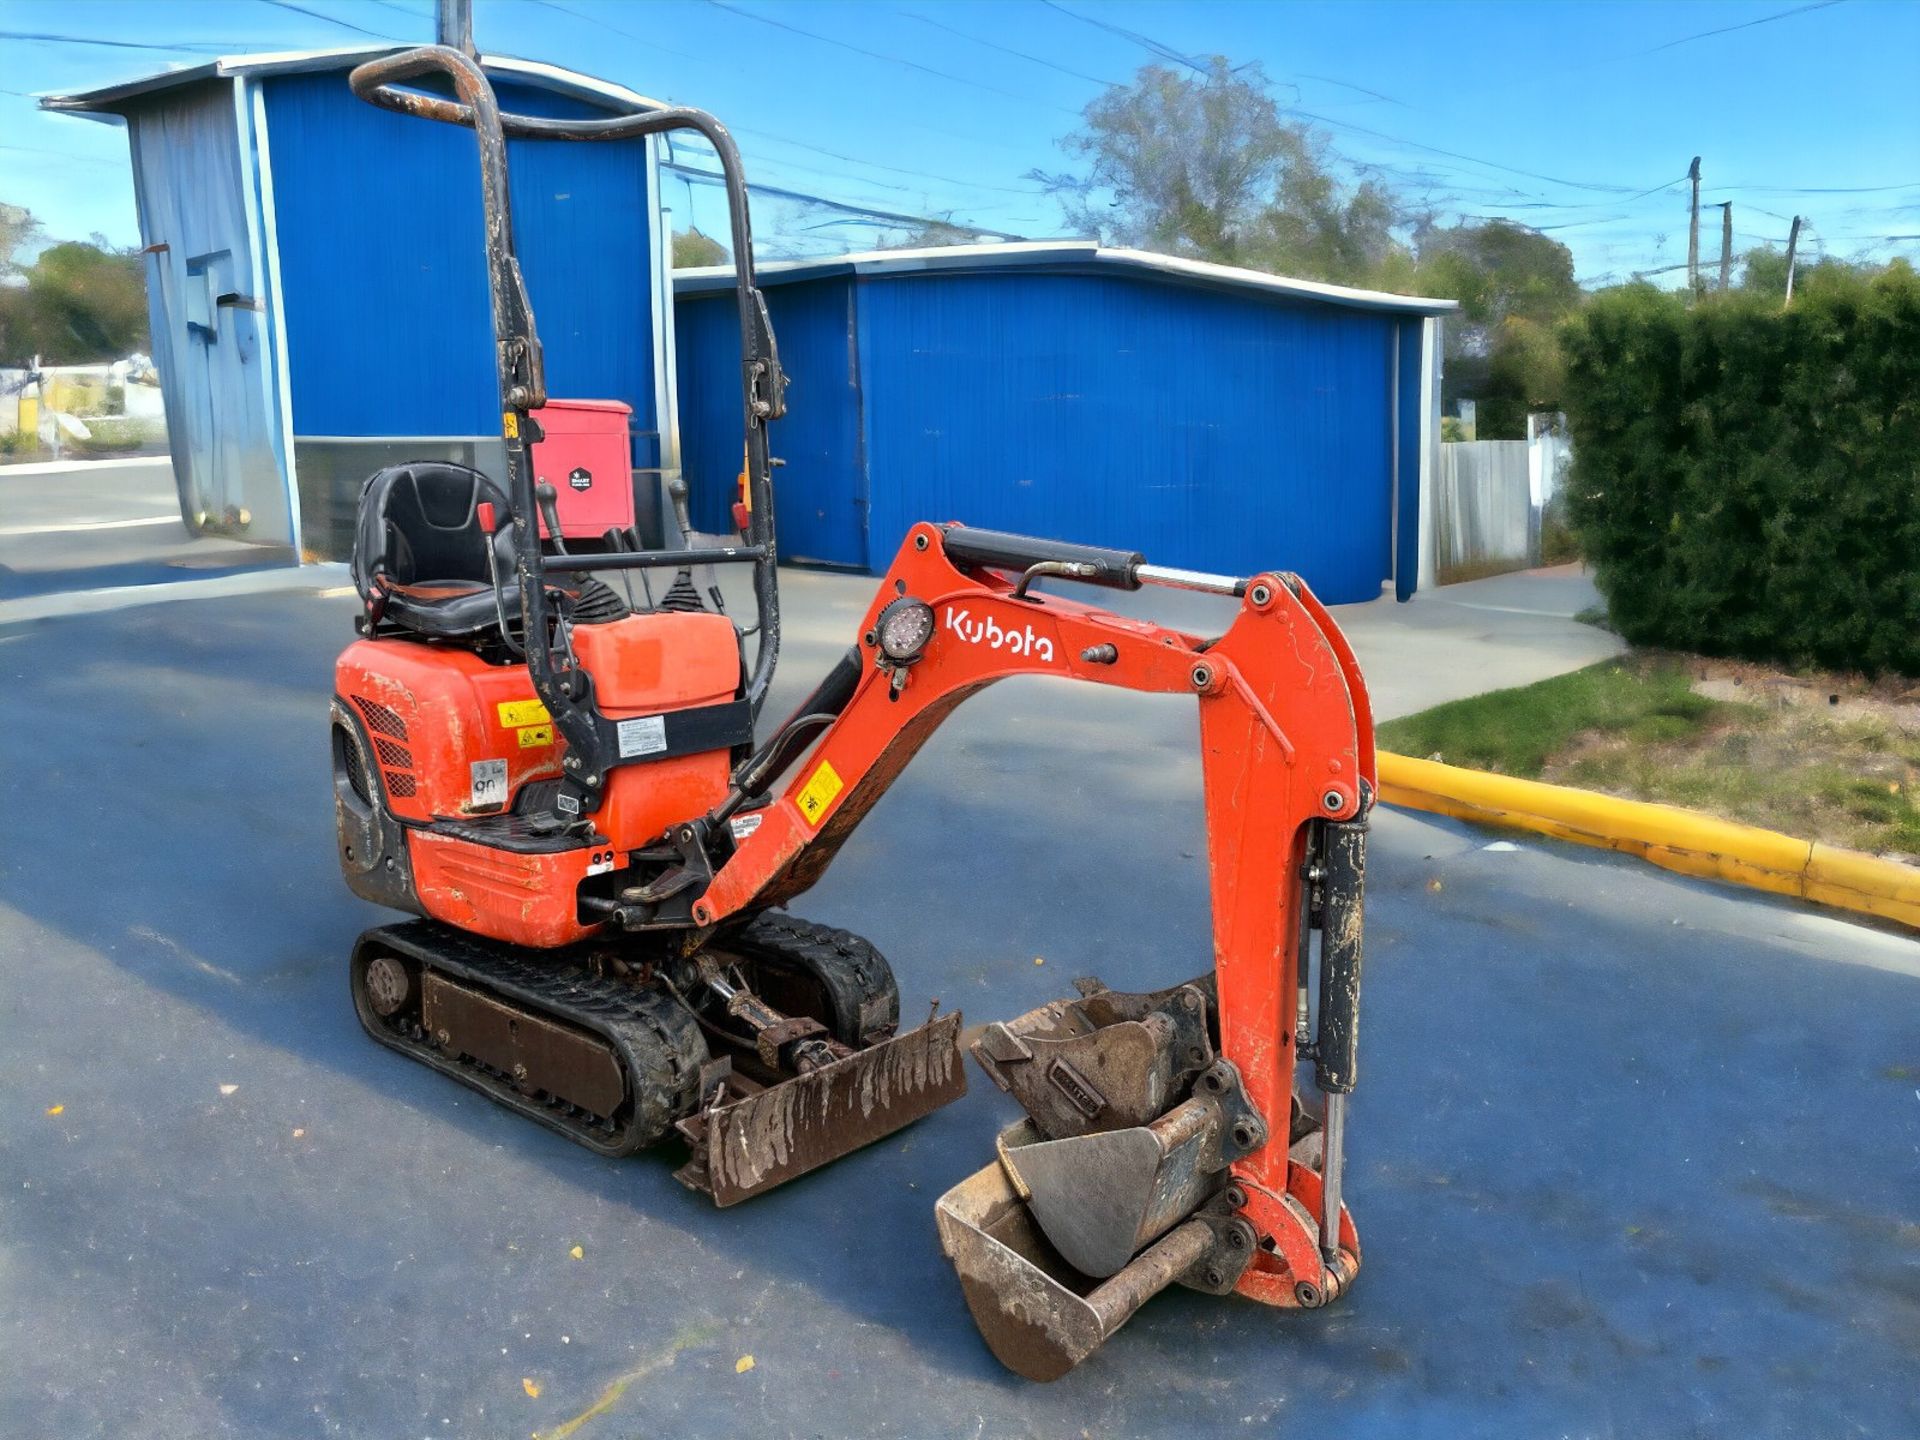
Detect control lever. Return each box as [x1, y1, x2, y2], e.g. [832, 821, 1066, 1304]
[535, 481, 567, 554]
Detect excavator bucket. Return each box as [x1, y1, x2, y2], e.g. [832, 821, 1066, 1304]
[938, 982, 1264, 1379]
[676, 1010, 966, 1206]
[936, 1121, 1227, 1383]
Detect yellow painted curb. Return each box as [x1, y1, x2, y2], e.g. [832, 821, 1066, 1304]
[1376, 752, 1920, 931]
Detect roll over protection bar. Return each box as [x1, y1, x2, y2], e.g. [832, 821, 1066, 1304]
[347, 46, 787, 814]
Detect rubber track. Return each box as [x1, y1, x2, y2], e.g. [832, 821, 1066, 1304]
[351, 920, 707, 1157]
[724, 911, 901, 1042]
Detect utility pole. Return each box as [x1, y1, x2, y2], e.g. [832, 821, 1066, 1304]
[438, 0, 475, 55]
[1686, 156, 1702, 298]
[1783, 215, 1803, 308]
[1719, 202, 1733, 291]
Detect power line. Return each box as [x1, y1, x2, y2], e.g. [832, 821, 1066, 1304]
[1604, 0, 1845, 61]
[526, 0, 712, 65]
[0, 29, 230, 54]
[666, 161, 1027, 238]
[0, 143, 119, 167]
[896, 9, 1117, 88]
[1710, 180, 1920, 195]
[689, 126, 1046, 197]
[1289, 107, 1660, 196]
[1296, 73, 1409, 108]
[1039, 0, 1208, 75]
[703, 0, 1077, 113]
[257, 0, 398, 41]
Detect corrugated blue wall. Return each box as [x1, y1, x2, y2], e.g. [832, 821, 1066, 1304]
[676, 266, 1418, 603]
[679, 280, 866, 565]
[263, 72, 659, 465]
[859, 271, 1395, 600]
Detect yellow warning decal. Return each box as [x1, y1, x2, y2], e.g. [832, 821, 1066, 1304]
[502, 411, 520, 439]
[796, 759, 844, 827]
[516, 724, 553, 749]
[497, 698, 550, 728]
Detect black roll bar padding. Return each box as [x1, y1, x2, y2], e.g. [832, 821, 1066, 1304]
[939, 525, 1145, 591]
[542, 545, 766, 573]
[347, 45, 785, 754]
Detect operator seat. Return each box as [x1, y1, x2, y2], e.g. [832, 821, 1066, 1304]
[351, 461, 526, 640]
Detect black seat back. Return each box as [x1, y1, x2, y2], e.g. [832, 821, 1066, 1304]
[352, 461, 509, 599]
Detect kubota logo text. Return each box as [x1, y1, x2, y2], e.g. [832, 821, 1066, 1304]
[944, 607, 1056, 663]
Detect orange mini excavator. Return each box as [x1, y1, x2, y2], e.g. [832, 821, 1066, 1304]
[331, 47, 1376, 1380]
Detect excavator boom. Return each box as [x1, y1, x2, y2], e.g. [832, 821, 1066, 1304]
[687, 523, 1375, 1377]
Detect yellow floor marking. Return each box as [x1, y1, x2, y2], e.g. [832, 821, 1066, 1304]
[533, 1324, 719, 1440]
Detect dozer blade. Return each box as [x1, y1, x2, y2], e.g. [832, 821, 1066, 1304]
[678, 1010, 966, 1206]
[935, 1140, 1215, 1383]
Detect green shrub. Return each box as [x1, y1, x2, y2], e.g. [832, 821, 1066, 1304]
[1560, 263, 1920, 675]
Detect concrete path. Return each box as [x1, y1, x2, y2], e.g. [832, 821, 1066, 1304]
[0, 579, 1912, 1439]
[1335, 563, 1625, 719]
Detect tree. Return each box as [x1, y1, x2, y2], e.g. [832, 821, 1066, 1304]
[1038, 59, 1327, 267]
[1416, 220, 1580, 437]
[672, 228, 728, 268]
[1, 200, 43, 278]
[1251, 142, 1405, 286]
[1417, 220, 1579, 340]
[1737, 243, 1791, 297]
[13, 240, 149, 363]
[1038, 64, 1588, 438]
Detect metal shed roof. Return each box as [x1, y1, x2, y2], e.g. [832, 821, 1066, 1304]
[40, 45, 665, 120]
[676, 241, 1458, 317]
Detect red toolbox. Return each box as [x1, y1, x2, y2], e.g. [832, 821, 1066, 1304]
[530, 399, 634, 540]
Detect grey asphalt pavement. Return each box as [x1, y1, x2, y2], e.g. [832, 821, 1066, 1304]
[0, 458, 291, 599]
[0, 572, 1913, 1439]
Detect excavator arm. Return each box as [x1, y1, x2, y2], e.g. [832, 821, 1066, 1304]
[695, 523, 1377, 1378]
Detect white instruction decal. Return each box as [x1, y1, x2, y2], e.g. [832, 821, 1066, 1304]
[728, 812, 764, 842]
[469, 758, 508, 809]
[617, 714, 668, 758]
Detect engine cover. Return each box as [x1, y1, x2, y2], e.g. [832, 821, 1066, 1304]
[331, 611, 743, 947]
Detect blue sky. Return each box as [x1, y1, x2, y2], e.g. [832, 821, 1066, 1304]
[4, 0, 1917, 285]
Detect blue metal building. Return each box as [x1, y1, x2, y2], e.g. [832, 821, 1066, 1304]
[44, 48, 678, 557]
[676, 244, 1454, 603]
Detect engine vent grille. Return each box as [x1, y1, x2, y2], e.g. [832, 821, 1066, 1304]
[353, 696, 408, 741]
[372, 736, 413, 770]
[384, 772, 417, 798]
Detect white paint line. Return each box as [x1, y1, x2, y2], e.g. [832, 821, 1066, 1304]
[0, 455, 169, 478]
[0, 562, 350, 625]
[0, 515, 179, 536]
[1436, 600, 1587, 619]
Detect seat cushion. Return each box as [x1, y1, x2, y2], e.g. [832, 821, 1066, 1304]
[381, 579, 526, 640]
[352, 462, 515, 639]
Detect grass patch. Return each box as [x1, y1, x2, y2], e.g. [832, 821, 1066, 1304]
[1378, 655, 1920, 859]
[1377, 658, 1734, 776]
